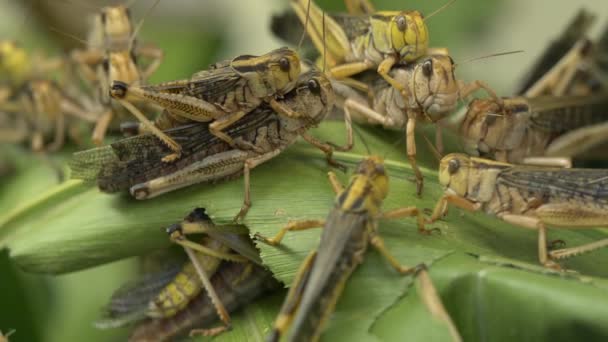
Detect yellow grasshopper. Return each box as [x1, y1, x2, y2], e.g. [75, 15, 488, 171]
[96, 208, 279, 340]
[427, 153, 608, 269]
[290, 0, 431, 97]
[256, 156, 459, 341]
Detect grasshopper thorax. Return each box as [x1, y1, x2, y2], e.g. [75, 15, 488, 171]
[370, 11, 428, 61]
[231, 47, 301, 98]
[411, 55, 459, 122]
[339, 156, 388, 214]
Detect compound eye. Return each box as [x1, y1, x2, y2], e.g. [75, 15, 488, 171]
[307, 79, 320, 94]
[422, 60, 433, 78]
[396, 15, 407, 32]
[279, 57, 290, 72]
[447, 158, 460, 175]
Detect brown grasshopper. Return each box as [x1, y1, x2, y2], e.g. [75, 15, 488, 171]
[458, 12, 608, 166]
[332, 53, 500, 195]
[255, 156, 459, 341]
[96, 208, 279, 340]
[427, 153, 608, 269]
[69, 2, 164, 144]
[109, 46, 302, 163]
[71, 70, 352, 221]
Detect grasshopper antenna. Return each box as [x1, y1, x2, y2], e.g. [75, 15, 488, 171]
[128, 0, 162, 51]
[322, 10, 327, 73]
[424, 0, 456, 22]
[48, 26, 88, 46]
[455, 50, 524, 67]
[297, 0, 312, 53]
[420, 130, 443, 163]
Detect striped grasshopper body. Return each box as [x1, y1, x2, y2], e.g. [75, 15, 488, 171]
[428, 153, 608, 269]
[290, 0, 428, 97]
[71, 70, 351, 220]
[109, 47, 301, 163]
[70, 4, 164, 145]
[96, 208, 279, 341]
[256, 157, 459, 342]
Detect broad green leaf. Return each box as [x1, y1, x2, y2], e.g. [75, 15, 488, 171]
[2, 122, 608, 342]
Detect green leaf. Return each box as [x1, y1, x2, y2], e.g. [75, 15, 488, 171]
[3, 122, 608, 342]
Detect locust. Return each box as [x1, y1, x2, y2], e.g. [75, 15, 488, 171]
[427, 153, 608, 269]
[332, 53, 500, 195]
[69, 2, 164, 144]
[289, 0, 430, 98]
[458, 13, 608, 166]
[255, 156, 460, 342]
[96, 208, 280, 341]
[109, 46, 302, 162]
[0, 79, 99, 152]
[70, 70, 352, 221]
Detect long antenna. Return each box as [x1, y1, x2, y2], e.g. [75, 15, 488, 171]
[128, 0, 162, 50]
[48, 26, 88, 46]
[424, 0, 456, 22]
[297, 0, 312, 53]
[456, 50, 524, 67]
[322, 10, 326, 73]
[353, 124, 372, 156]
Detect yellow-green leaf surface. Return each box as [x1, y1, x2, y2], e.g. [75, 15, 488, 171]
[2, 122, 608, 342]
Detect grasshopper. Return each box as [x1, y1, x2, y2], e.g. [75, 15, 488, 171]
[289, 0, 429, 98]
[255, 156, 459, 341]
[458, 14, 608, 166]
[0, 79, 100, 152]
[69, 2, 164, 144]
[109, 46, 301, 162]
[96, 208, 279, 340]
[71, 70, 351, 220]
[427, 153, 608, 269]
[332, 53, 499, 195]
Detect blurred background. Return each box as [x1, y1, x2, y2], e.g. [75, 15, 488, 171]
[1, 0, 607, 341]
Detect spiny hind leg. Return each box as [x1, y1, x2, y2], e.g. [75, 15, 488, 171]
[167, 223, 249, 263]
[233, 149, 283, 222]
[549, 238, 608, 260]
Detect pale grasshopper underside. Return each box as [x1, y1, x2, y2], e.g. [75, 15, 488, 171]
[96, 208, 279, 340]
[71, 70, 352, 221]
[428, 153, 608, 269]
[256, 156, 460, 342]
